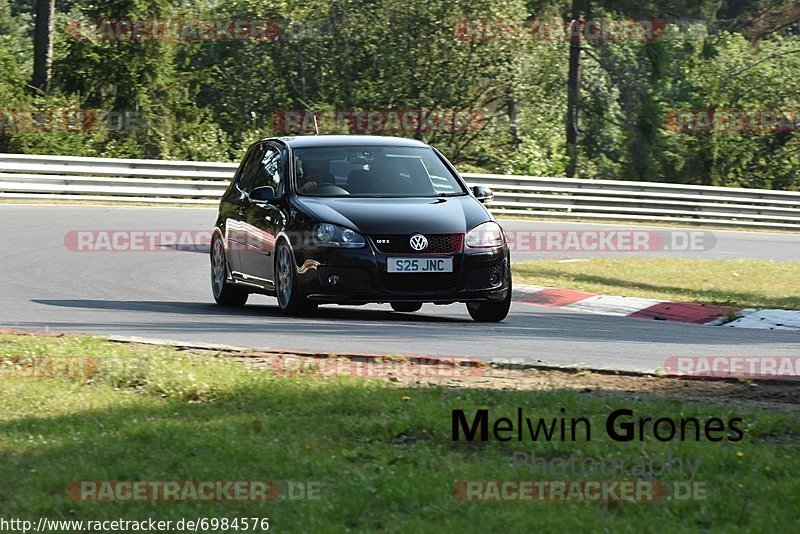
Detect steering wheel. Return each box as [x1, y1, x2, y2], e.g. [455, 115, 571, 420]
[315, 183, 350, 195]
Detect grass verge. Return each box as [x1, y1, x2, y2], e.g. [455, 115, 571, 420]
[512, 258, 800, 310]
[1, 332, 798, 532]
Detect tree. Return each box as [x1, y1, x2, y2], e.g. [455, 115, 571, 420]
[30, 0, 54, 93]
[565, 0, 582, 177]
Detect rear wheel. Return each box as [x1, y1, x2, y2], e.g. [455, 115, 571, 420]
[275, 241, 317, 315]
[211, 235, 248, 306]
[391, 302, 423, 313]
[466, 287, 511, 322]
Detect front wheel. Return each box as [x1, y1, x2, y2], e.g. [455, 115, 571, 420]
[211, 235, 249, 306]
[466, 288, 511, 322]
[275, 241, 317, 315]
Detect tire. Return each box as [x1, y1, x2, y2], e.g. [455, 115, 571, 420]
[466, 287, 511, 322]
[211, 235, 249, 306]
[391, 302, 423, 313]
[275, 241, 317, 315]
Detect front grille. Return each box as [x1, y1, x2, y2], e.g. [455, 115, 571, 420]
[380, 272, 458, 293]
[371, 234, 463, 254]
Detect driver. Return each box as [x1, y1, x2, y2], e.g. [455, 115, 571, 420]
[297, 160, 335, 194]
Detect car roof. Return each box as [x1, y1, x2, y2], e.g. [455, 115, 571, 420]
[270, 135, 430, 149]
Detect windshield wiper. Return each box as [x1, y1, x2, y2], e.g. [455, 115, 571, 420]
[436, 192, 464, 197]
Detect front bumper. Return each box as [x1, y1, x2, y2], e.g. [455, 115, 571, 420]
[295, 242, 511, 304]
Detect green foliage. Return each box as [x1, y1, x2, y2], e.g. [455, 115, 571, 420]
[1, 0, 798, 189]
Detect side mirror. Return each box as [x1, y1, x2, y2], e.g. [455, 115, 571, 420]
[472, 185, 494, 204]
[249, 186, 278, 203]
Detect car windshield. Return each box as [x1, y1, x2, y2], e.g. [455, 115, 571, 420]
[293, 145, 467, 197]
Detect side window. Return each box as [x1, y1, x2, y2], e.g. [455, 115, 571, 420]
[253, 145, 282, 191]
[238, 144, 266, 193]
[231, 150, 250, 185]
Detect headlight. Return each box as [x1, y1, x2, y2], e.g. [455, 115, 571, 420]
[313, 223, 366, 248]
[465, 221, 505, 248]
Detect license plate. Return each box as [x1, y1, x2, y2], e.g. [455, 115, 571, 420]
[387, 257, 453, 273]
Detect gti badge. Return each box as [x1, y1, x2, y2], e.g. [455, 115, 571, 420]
[409, 234, 428, 251]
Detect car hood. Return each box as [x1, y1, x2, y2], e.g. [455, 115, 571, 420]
[294, 196, 491, 235]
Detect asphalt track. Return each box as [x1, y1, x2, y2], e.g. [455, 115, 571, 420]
[0, 205, 797, 374]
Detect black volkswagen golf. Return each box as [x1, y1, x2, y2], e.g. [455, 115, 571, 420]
[211, 135, 512, 321]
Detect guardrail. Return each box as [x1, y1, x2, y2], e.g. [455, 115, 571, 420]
[1, 153, 799, 230]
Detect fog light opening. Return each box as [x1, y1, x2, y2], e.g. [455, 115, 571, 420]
[327, 274, 341, 286]
[489, 273, 501, 285]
